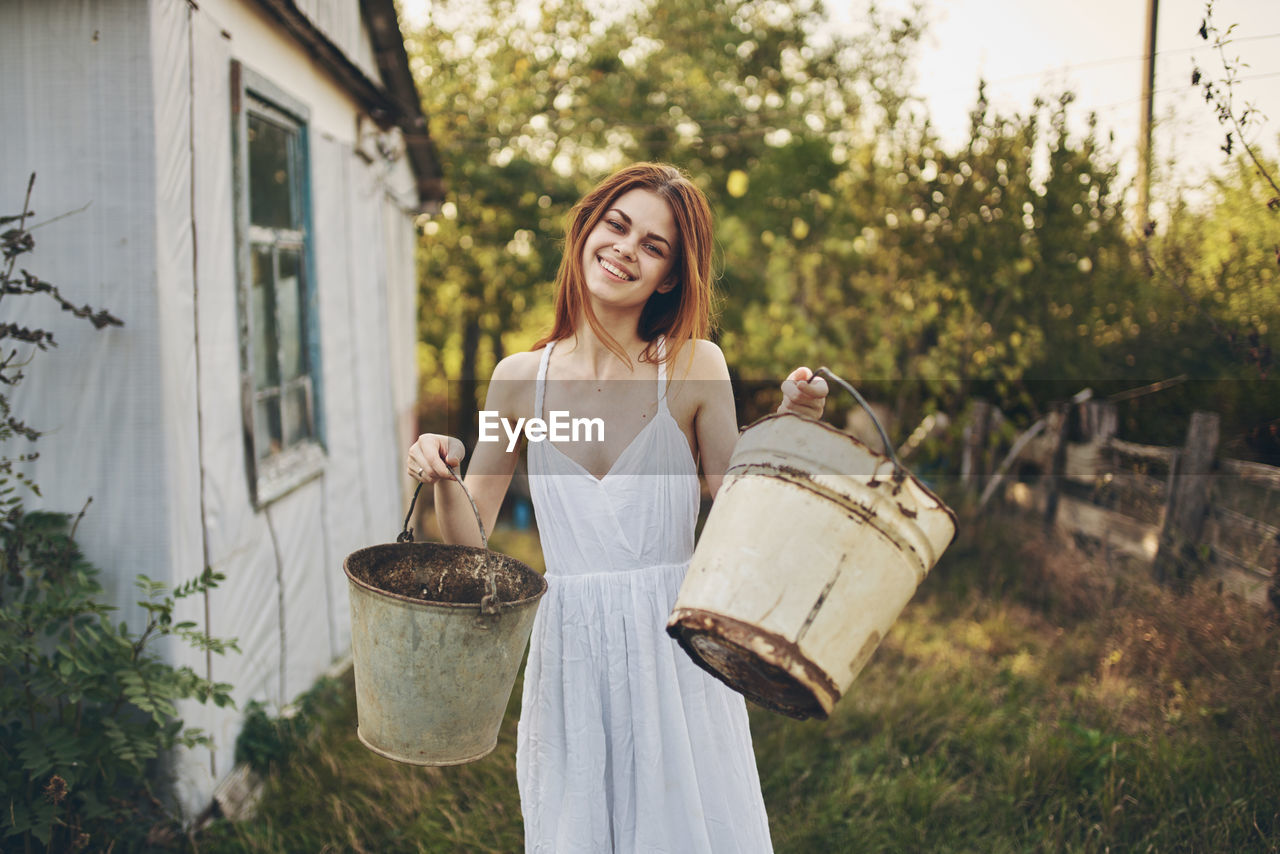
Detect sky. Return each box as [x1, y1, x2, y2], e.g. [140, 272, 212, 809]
[401, 0, 1280, 202]
[860, 0, 1280, 198]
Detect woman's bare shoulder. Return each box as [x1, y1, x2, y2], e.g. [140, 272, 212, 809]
[490, 348, 543, 382]
[682, 338, 730, 381]
[483, 349, 544, 417]
[666, 339, 731, 422]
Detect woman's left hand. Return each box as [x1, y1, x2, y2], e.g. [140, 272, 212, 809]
[778, 366, 828, 419]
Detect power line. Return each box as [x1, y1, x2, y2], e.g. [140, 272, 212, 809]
[401, 68, 1280, 149]
[932, 31, 1280, 95]
[397, 30, 1280, 148]
[1091, 69, 1280, 115]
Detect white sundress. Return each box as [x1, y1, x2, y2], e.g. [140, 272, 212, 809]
[515, 339, 775, 854]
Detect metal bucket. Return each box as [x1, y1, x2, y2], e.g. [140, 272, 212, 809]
[344, 474, 546, 764]
[667, 369, 956, 720]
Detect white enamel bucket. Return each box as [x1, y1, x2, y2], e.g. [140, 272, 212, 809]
[667, 369, 956, 719]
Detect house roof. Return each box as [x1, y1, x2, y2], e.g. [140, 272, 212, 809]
[250, 0, 444, 209]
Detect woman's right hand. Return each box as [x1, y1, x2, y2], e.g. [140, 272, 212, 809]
[406, 434, 466, 484]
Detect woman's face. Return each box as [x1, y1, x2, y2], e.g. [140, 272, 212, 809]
[580, 188, 678, 314]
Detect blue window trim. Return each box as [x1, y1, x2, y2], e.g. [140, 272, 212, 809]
[231, 61, 326, 507]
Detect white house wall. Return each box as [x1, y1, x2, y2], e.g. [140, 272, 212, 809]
[384, 193, 421, 500]
[199, 0, 362, 146]
[312, 137, 373, 661]
[152, 0, 210, 759]
[176, 5, 280, 809]
[2, 0, 425, 818]
[175, 0, 420, 814]
[0, 0, 170, 632]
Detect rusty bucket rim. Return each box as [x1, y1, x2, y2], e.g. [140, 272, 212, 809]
[667, 605, 838, 720]
[343, 541, 547, 613]
[738, 411, 959, 531]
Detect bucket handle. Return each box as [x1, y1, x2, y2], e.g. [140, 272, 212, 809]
[812, 367, 904, 475]
[398, 464, 501, 615]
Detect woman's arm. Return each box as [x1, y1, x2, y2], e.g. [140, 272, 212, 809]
[692, 354, 830, 499]
[689, 341, 739, 500]
[407, 352, 535, 547]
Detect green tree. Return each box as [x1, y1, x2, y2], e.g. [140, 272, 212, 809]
[409, 0, 1275, 455]
[407, 0, 591, 444]
[1119, 0, 1280, 452]
[407, 0, 924, 435]
[1135, 156, 1280, 451]
[765, 88, 1148, 432]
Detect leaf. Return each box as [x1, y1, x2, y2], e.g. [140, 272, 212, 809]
[17, 736, 55, 777]
[4, 798, 34, 835]
[30, 806, 55, 846]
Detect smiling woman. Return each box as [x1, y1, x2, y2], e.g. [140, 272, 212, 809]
[542, 164, 718, 371]
[406, 162, 828, 853]
[580, 189, 679, 312]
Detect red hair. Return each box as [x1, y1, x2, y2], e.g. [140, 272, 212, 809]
[534, 162, 716, 368]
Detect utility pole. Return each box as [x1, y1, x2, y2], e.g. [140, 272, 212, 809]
[1137, 0, 1159, 235]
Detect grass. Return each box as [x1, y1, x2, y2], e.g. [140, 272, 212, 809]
[188, 514, 1280, 853]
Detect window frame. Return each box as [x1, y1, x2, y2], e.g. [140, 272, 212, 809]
[231, 62, 325, 507]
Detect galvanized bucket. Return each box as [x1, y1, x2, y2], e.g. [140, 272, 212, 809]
[344, 472, 546, 764]
[667, 369, 956, 720]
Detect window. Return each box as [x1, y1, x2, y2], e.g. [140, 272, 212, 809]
[233, 64, 324, 504]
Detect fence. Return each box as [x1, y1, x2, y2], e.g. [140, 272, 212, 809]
[967, 395, 1279, 607]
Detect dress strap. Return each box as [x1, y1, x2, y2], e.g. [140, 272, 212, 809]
[656, 336, 669, 414]
[535, 340, 555, 419]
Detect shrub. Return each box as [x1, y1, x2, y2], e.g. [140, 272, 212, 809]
[234, 675, 345, 776]
[0, 176, 238, 851]
[0, 511, 237, 850]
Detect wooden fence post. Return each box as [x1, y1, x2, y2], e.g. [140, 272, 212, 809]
[1154, 410, 1220, 585]
[1042, 389, 1094, 528]
[1042, 401, 1072, 528]
[1081, 400, 1118, 444]
[1269, 531, 1280, 613]
[961, 399, 994, 494]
